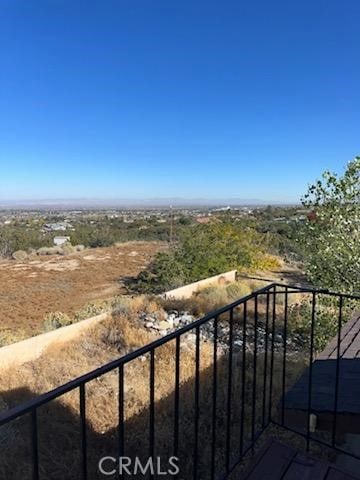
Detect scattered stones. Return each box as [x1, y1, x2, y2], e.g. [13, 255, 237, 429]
[140, 308, 302, 355]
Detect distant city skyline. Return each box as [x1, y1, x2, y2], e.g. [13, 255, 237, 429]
[0, 1, 359, 202]
[0, 197, 299, 209]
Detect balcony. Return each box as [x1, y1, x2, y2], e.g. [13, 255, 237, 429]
[0, 283, 359, 479]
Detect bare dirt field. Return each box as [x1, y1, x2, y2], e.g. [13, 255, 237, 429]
[0, 241, 165, 338]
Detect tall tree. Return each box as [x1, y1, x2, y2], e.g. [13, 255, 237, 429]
[299, 157, 360, 293]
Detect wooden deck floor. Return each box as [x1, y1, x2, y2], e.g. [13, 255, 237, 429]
[284, 312, 360, 432]
[242, 439, 360, 479]
[318, 313, 360, 360]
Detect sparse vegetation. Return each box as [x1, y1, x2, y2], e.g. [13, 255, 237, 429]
[43, 311, 73, 331]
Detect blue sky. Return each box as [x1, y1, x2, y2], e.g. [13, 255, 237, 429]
[0, 1, 359, 203]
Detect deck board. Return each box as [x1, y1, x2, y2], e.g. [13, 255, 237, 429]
[241, 439, 359, 480]
[285, 312, 360, 424]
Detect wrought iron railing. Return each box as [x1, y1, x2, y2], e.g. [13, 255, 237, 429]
[0, 283, 360, 479]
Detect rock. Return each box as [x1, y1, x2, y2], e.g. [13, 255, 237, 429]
[180, 314, 194, 325]
[155, 321, 171, 331]
[166, 317, 174, 328]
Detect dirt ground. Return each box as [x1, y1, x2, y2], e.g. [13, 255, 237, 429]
[0, 241, 165, 338]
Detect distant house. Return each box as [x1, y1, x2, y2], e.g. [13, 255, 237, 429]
[53, 236, 70, 246]
[43, 222, 73, 232]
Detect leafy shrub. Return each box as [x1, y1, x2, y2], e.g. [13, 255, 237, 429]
[287, 296, 358, 352]
[132, 223, 278, 293]
[0, 329, 27, 347]
[43, 312, 72, 331]
[225, 282, 252, 300]
[299, 157, 360, 293]
[111, 296, 133, 316]
[73, 303, 108, 322]
[61, 244, 75, 255]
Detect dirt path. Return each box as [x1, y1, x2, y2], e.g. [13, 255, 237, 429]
[0, 241, 165, 338]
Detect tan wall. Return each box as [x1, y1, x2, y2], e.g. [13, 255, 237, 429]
[0, 312, 110, 370]
[0, 271, 237, 370]
[162, 270, 237, 300]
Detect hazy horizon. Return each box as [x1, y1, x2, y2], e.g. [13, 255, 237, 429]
[0, 196, 300, 209]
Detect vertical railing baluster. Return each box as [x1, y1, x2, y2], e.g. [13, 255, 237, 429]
[193, 326, 200, 479]
[268, 286, 276, 422]
[281, 286, 288, 426]
[149, 349, 155, 478]
[173, 336, 180, 465]
[210, 316, 218, 480]
[225, 308, 234, 473]
[31, 409, 39, 480]
[306, 292, 316, 451]
[262, 290, 270, 429]
[118, 364, 125, 473]
[240, 302, 247, 455]
[251, 294, 258, 448]
[332, 295, 343, 448]
[79, 383, 87, 480]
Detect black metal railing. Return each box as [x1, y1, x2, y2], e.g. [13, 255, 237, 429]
[0, 283, 360, 479]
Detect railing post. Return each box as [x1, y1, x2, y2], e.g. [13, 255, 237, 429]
[149, 349, 155, 478]
[79, 383, 87, 480]
[240, 301, 247, 455]
[251, 294, 258, 449]
[225, 308, 234, 473]
[332, 295, 343, 448]
[31, 409, 39, 480]
[262, 290, 270, 429]
[118, 364, 125, 471]
[173, 336, 180, 463]
[193, 325, 200, 479]
[306, 292, 316, 451]
[268, 285, 276, 422]
[281, 286, 288, 426]
[210, 316, 218, 480]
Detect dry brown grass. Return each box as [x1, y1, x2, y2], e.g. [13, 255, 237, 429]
[0, 241, 165, 339]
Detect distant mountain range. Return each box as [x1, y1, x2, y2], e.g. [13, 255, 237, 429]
[0, 197, 299, 209]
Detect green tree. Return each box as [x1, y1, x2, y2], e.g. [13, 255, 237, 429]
[299, 157, 360, 293]
[132, 223, 279, 293]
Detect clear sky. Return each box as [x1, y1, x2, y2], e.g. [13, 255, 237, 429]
[0, 1, 359, 203]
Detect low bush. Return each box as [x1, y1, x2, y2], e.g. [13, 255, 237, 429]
[73, 302, 108, 322]
[0, 329, 28, 347]
[43, 312, 73, 331]
[11, 250, 28, 262]
[37, 247, 58, 256]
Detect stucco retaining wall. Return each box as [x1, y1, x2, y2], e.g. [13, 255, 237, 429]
[162, 270, 237, 299]
[0, 312, 110, 370]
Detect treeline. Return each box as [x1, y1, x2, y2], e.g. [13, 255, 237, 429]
[0, 219, 180, 257]
[0, 227, 53, 257]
